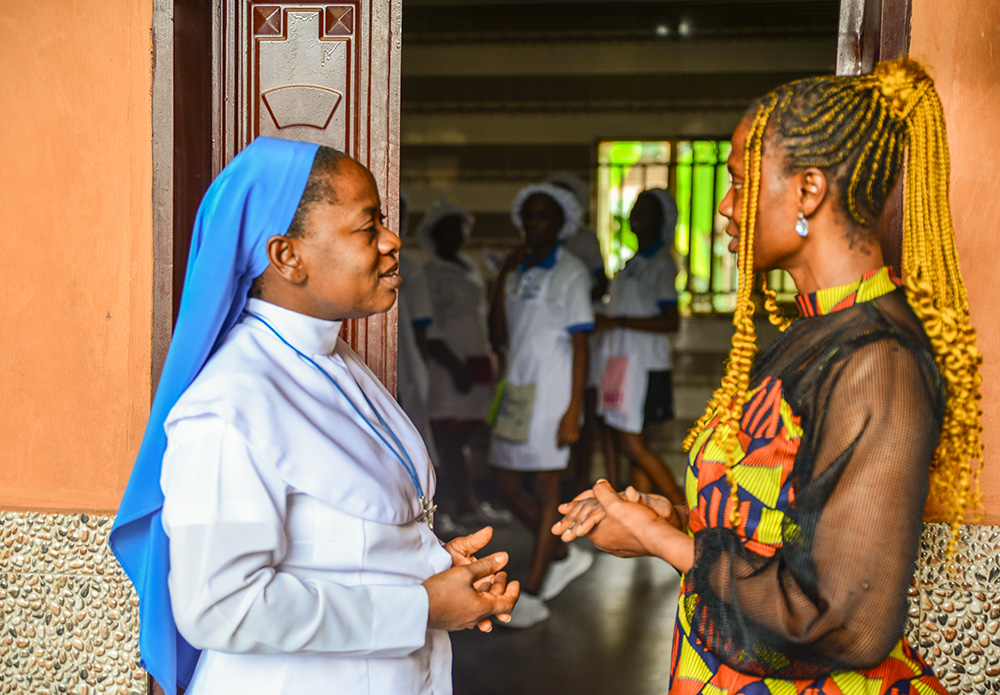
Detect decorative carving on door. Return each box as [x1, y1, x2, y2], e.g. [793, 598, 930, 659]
[261, 85, 343, 130]
[325, 6, 354, 36]
[234, 4, 359, 153]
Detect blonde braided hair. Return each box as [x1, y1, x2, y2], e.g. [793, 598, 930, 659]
[683, 58, 984, 543]
[882, 60, 985, 555]
[682, 95, 778, 528]
[762, 276, 793, 331]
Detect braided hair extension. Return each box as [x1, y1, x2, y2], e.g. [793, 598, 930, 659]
[682, 95, 779, 528]
[683, 58, 984, 546]
[762, 275, 792, 331]
[887, 61, 985, 555]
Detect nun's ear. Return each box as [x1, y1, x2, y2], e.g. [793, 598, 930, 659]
[266, 234, 307, 284]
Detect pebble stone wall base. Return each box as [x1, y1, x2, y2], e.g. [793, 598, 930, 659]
[907, 523, 1000, 694]
[0, 512, 145, 695]
[1, 514, 998, 695]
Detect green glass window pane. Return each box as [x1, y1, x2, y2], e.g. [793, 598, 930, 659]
[676, 141, 693, 164]
[674, 159, 692, 256]
[598, 139, 745, 315]
[641, 141, 671, 163]
[677, 289, 692, 313]
[715, 159, 732, 209]
[598, 142, 614, 165]
[690, 163, 715, 293]
[692, 140, 718, 165]
[608, 141, 643, 166]
[713, 151, 735, 294]
[717, 141, 732, 162]
[713, 292, 737, 313]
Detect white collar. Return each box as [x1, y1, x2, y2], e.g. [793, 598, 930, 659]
[244, 299, 343, 356]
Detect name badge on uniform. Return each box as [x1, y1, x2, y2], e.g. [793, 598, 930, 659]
[493, 382, 536, 444]
[600, 356, 630, 412]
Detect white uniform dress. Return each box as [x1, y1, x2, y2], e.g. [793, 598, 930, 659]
[596, 242, 678, 434]
[490, 246, 594, 472]
[562, 225, 608, 391]
[160, 299, 453, 695]
[396, 250, 439, 464]
[423, 254, 495, 421]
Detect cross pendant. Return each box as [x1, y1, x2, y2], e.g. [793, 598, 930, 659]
[416, 498, 437, 530]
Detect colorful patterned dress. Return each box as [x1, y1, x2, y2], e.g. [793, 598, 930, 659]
[670, 268, 949, 695]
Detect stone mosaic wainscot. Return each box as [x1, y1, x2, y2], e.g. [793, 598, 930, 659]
[2, 513, 998, 694]
[907, 523, 1000, 694]
[0, 511, 145, 695]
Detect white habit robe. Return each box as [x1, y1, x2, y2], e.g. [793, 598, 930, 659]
[160, 298, 453, 695]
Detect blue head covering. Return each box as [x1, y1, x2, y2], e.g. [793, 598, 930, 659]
[109, 136, 320, 693]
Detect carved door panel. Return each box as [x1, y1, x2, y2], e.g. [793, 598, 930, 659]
[214, 0, 402, 389]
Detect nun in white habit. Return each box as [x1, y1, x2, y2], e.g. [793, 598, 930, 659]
[110, 138, 518, 695]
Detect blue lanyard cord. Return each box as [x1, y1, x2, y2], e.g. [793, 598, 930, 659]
[245, 312, 425, 501]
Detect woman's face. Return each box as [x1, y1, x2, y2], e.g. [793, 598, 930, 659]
[719, 116, 805, 272]
[520, 193, 564, 253]
[629, 194, 663, 251]
[292, 159, 401, 319]
[430, 215, 465, 258]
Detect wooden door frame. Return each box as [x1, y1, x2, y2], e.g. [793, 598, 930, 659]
[151, 0, 218, 393]
[151, 0, 174, 395]
[837, 0, 912, 273]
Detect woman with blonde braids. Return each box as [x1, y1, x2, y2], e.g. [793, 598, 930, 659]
[553, 57, 983, 693]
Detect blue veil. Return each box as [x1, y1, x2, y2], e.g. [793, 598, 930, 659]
[109, 136, 320, 693]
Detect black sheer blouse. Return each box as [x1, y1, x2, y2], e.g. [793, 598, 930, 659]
[680, 270, 945, 680]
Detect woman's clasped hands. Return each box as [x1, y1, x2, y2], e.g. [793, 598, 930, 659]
[422, 526, 520, 633]
[551, 480, 695, 573]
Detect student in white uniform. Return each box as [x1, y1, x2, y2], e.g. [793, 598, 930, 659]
[396, 192, 440, 466]
[546, 172, 607, 495]
[594, 188, 684, 504]
[488, 183, 595, 628]
[109, 138, 518, 695]
[416, 201, 509, 528]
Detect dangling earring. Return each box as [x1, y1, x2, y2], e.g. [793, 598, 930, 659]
[795, 211, 809, 237]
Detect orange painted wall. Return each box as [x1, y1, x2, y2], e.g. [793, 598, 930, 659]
[0, 0, 153, 513]
[911, 0, 1000, 522]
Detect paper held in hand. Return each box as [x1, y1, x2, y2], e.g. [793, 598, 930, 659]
[600, 355, 630, 413]
[492, 382, 537, 444]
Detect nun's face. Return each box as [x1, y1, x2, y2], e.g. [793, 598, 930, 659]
[294, 159, 401, 319]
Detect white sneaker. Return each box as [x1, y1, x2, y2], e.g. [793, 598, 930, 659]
[433, 513, 472, 539]
[456, 501, 514, 527]
[503, 593, 551, 629]
[539, 545, 594, 601]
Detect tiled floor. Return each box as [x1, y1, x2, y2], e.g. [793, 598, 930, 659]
[451, 542, 682, 695]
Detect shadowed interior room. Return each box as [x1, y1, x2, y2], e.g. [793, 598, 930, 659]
[398, 2, 839, 691]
